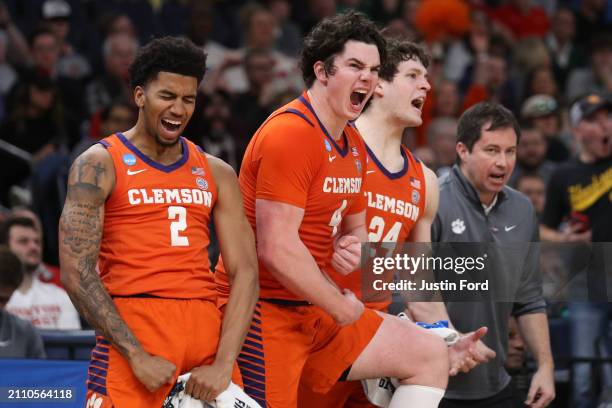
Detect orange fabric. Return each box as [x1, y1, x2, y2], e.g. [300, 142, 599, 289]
[85, 297, 225, 407]
[98, 133, 218, 299]
[215, 93, 368, 302]
[237, 301, 382, 407]
[298, 380, 376, 408]
[327, 145, 426, 306]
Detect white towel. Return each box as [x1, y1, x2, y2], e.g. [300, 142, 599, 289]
[163, 373, 262, 408]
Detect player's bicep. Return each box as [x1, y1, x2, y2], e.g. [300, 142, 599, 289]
[255, 199, 305, 257]
[210, 157, 257, 281]
[59, 147, 113, 283]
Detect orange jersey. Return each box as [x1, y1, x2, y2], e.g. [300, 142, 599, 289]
[98, 133, 218, 299]
[328, 144, 427, 302]
[216, 92, 367, 302]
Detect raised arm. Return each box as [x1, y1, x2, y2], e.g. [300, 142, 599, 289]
[59, 145, 175, 391]
[186, 156, 259, 401]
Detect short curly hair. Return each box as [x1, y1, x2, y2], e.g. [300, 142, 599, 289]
[378, 37, 429, 82]
[129, 36, 207, 89]
[300, 10, 386, 88]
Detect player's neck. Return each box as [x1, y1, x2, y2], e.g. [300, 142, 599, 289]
[307, 87, 347, 141]
[122, 122, 183, 165]
[357, 111, 405, 172]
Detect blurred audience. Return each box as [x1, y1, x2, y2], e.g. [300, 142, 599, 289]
[521, 94, 571, 162]
[515, 173, 546, 219]
[0, 246, 46, 359]
[509, 124, 556, 187]
[427, 117, 458, 177]
[0, 216, 80, 330]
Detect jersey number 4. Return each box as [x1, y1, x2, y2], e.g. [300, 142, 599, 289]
[168, 206, 189, 246]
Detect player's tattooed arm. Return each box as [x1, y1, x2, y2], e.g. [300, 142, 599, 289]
[59, 146, 141, 359]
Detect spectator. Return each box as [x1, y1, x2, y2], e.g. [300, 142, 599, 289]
[26, 26, 85, 123]
[0, 216, 80, 329]
[427, 116, 458, 177]
[0, 0, 32, 68]
[0, 73, 78, 207]
[540, 94, 611, 408]
[574, 0, 612, 44]
[522, 65, 558, 101]
[267, 0, 302, 57]
[0, 31, 16, 97]
[546, 7, 587, 92]
[541, 93, 611, 243]
[567, 34, 612, 102]
[0, 245, 46, 359]
[505, 317, 529, 407]
[40, 0, 91, 81]
[509, 125, 556, 187]
[71, 98, 136, 164]
[215, 3, 302, 95]
[521, 94, 571, 162]
[515, 173, 546, 219]
[488, 0, 550, 40]
[433, 79, 460, 118]
[230, 48, 279, 162]
[85, 33, 137, 116]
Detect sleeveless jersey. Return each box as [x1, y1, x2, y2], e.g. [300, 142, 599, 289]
[215, 92, 368, 302]
[98, 133, 218, 299]
[328, 143, 427, 303]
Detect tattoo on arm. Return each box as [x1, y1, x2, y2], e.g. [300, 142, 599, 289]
[60, 156, 140, 358]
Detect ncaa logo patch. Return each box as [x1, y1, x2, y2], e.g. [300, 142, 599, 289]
[196, 177, 208, 190]
[411, 190, 420, 205]
[122, 153, 137, 166]
[324, 139, 332, 152]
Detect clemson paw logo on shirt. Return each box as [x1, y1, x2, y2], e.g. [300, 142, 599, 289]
[86, 393, 103, 408]
[451, 218, 466, 234]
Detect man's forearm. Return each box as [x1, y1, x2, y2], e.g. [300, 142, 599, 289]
[517, 312, 554, 369]
[217, 265, 259, 366]
[407, 302, 451, 325]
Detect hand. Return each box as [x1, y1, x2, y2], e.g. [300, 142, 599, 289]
[332, 234, 361, 276]
[448, 328, 495, 376]
[185, 361, 233, 402]
[129, 350, 176, 392]
[525, 366, 555, 408]
[333, 289, 364, 326]
[565, 226, 592, 243]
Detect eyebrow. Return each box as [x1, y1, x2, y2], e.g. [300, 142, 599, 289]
[347, 58, 380, 70]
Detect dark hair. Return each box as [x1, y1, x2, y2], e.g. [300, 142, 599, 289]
[378, 37, 429, 82]
[28, 26, 57, 47]
[0, 246, 23, 289]
[300, 10, 386, 88]
[100, 98, 135, 122]
[129, 36, 207, 89]
[0, 217, 37, 245]
[456, 102, 521, 162]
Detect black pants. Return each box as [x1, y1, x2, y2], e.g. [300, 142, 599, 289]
[439, 382, 524, 408]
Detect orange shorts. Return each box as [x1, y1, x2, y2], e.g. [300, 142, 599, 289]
[85, 297, 241, 407]
[298, 379, 376, 408]
[297, 301, 388, 408]
[237, 301, 383, 408]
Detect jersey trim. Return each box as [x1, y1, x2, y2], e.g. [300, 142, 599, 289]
[298, 95, 349, 157]
[284, 108, 315, 127]
[98, 140, 110, 149]
[365, 143, 409, 180]
[115, 132, 190, 173]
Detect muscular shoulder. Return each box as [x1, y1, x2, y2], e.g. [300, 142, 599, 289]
[205, 153, 237, 186]
[68, 143, 115, 201]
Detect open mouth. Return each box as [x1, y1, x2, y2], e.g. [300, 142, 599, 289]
[489, 173, 505, 183]
[161, 118, 181, 133]
[350, 90, 368, 108]
[411, 97, 425, 111]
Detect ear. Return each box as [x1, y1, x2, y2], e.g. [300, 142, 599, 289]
[134, 86, 145, 109]
[373, 81, 384, 98]
[313, 61, 328, 85]
[456, 142, 468, 162]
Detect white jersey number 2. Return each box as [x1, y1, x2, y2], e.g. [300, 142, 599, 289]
[168, 206, 189, 246]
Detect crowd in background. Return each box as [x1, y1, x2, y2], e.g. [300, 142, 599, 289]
[0, 0, 610, 406]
